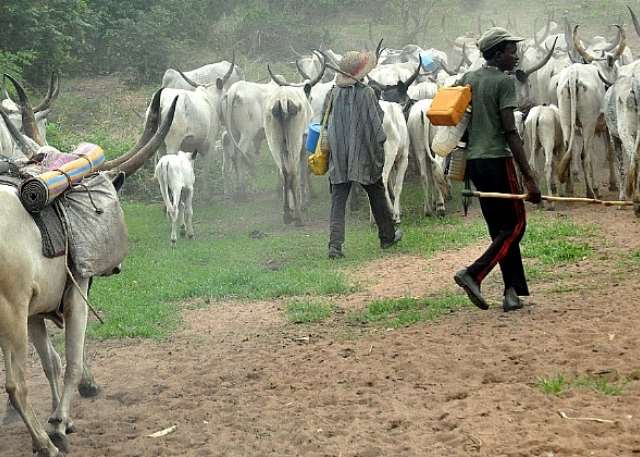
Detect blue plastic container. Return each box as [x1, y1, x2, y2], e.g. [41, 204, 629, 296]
[306, 122, 322, 152]
[420, 54, 438, 73]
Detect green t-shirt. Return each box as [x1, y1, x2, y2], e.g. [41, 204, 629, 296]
[459, 67, 518, 160]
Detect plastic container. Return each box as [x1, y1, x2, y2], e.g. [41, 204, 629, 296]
[447, 147, 467, 182]
[431, 110, 471, 157]
[306, 122, 321, 152]
[427, 85, 472, 126]
[420, 54, 438, 73]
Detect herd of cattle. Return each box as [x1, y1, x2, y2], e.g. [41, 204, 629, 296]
[4, 10, 640, 241]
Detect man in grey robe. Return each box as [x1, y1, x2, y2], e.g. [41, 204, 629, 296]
[323, 50, 401, 259]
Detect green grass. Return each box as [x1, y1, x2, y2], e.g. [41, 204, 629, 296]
[522, 216, 594, 266]
[286, 300, 334, 324]
[630, 250, 640, 264]
[536, 374, 570, 396]
[536, 374, 627, 397]
[348, 293, 471, 328]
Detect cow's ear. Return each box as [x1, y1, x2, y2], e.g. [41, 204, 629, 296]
[515, 70, 528, 83]
[304, 83, 312, 98]
[216, 78, 224, 90]
[191, 150, 198, 161]
[111, 171, 126, 192]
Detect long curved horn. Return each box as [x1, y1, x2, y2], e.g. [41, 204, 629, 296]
[375, 38, 384, 60]
[267, 65, 288, 87]
[461, 43, 472, 66]
[525, 37, 558, 76]
[597, 69, 615, 87]
[295, 59, 312, 80]
[98, 89, 165, 171]
[116, 96, 178, 176]
[440, 59, 458, 76]
[2, 74, 19, 108]
[3, 74, 44, 146]
[607, 24, 626, 62]
[33, 72, 60, 113]
[404, 58, 422, 87]
[628, 6, 640, 38]
[216, 51, 236, 90]
[0, 108, 40, 157]
[573, 25, 595, 63]
[603, 25, 622, 52]
[289, 43, 304, 58]
[178, 70, 199, 88]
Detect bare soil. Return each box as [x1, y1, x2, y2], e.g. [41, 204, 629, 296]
[1, 204, 640, 457]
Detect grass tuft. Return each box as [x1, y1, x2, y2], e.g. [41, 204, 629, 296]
[349, 293, 470, 328]
[536, 373, 627, 396]
[286, 300, 333, 324]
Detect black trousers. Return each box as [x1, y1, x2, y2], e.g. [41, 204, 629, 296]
[466, 158, 530, 296]
[329, 179, 395, 248]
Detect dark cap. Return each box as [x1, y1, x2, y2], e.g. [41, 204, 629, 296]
[477, 27, 524, 52]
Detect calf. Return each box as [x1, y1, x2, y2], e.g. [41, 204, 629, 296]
[155, 151, 196, 244]
[524, 105, 565, 209]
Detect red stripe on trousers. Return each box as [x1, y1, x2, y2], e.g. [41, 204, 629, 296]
[476, 159, 526, 283]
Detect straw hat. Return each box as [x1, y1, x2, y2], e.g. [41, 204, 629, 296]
[335, 50, 377, 87]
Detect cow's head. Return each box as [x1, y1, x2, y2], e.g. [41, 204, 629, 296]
[367, 58, 421, 104]
[572, 24, 625, 82]
[512, 37, 558, 109]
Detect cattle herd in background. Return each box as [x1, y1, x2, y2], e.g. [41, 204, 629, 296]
[3, 9, 640, 242]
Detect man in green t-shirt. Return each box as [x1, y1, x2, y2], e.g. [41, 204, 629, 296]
[454, 27, 541, 312]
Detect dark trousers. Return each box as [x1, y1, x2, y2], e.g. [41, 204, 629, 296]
[466, 158, 529, 296]
[329, 179, 395, 247]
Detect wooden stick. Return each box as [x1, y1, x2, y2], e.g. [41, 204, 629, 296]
[461, 190, 634, 207]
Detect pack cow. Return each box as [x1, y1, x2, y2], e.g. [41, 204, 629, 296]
[0, 80, 177, 457]
[155, 151, 196, 244]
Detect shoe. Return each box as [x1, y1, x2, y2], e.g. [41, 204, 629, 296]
[454, 269, 489, 310]
[328, 245, 345, 259]
[381, 229, 403, 249]
[502, 288, 523, 312]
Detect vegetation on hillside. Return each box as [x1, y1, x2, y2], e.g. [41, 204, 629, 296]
[1, 0, 631, 86]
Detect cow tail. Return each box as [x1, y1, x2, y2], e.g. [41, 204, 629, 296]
[424, 121, 448, 198]
[528, 108, 539, 170]
[558, 69, 578, 182]
[224, 89, 245, 156]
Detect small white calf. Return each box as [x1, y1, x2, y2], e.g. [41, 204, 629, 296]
[524, 105, 565, 209]
[155, 151, 196, 244]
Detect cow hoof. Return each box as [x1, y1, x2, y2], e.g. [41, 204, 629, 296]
[188, 233, 194, 240]
[609, 184, 619, 192]
[180, 226, 187, 237]
[2, 406, 20, 425]
[283, 214, 293, 225]
[171, 239, 177, 247]
[48, 431, 70, 454]
[293, 219, 304, 227]
[436, 208, 446, 218]
[78, 382, 100, 398]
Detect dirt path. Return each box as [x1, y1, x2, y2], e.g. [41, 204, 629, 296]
[1, 206, 640, 457]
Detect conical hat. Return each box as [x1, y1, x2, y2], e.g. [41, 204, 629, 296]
[335, 51, 377, 87]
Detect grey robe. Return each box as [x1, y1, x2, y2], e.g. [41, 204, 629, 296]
[325, 84, 386, 185]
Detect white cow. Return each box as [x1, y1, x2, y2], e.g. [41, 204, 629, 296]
[162, 58, 243, 91]
[378, 101, 410, 223]
[1, 73, 59, 158]
[220, 79, 279, 196]
[155, 151, 196, 244]
[407, 99, 449, 217]
[524, 105, 565, 209]
[263, 64, 325, 225]
[556, 64, 607, 198]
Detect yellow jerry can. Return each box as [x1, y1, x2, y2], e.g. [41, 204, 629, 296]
[427, 85, 472, 126]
